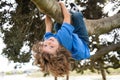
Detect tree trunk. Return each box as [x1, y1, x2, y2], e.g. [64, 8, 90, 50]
[55, 77, 57, 80]
[31, 0, 120, 35]
[99, 60, 106, 80]
[101, 69, 106, 80]
[66, 74, 69, 80]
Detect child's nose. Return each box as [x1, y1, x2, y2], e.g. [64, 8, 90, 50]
[47, 40, 51, 45]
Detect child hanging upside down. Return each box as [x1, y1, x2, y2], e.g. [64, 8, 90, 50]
[32, 2, 90, 77]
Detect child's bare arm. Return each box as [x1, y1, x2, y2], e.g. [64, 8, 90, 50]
[59, 2, 71, 24]
[45, 15, 53, 32]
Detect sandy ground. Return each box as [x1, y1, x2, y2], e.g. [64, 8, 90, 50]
[0, 74, 120, 80]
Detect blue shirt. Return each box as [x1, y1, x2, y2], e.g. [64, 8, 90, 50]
[44, 23, 90, 60]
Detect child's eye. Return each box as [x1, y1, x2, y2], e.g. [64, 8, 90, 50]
[44, 45, 47, 47]
[50, 46, 54, 48]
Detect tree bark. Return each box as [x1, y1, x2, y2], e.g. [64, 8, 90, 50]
[99, 61, 106, 80]
[85, 14, 120, 35]
[90, 42, 120, 61]
[31, 0, 120, 35]
[31, 0, 63, 23]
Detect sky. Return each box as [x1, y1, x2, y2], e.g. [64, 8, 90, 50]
[0, 0, 120, 72]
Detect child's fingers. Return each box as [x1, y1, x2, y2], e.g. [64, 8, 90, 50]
[59, 2, 66, 10]
[59, 2, 70, 17]
[58, 1, 65, 6]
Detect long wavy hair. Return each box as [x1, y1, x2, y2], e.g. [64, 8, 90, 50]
[32, 41, 71, 77]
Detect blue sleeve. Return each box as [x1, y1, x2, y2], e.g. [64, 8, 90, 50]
[61, 23, 74, 34]
[55, 23, 74, 50]
[44, 32, 54, 40]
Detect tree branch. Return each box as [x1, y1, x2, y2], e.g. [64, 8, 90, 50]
[85, 13, 120, 35]
[90, 42, 120, 61]
[31, 0, 63, 23]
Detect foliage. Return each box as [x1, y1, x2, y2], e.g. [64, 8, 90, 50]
[0, 0, 45, 62]
[75, 0, 106, 19]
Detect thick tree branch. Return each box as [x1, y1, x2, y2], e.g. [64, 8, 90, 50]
[90, 42, 120, 61]
[31, 0, 120, 35]
[85, 13, 120, 35]
[31, 0, 63, 23]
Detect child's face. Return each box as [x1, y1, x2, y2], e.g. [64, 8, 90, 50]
[42, 37, 60, 54]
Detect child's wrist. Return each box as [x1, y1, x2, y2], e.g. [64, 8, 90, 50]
[63, 19, 70, 24]
[64, 15, 71, 24]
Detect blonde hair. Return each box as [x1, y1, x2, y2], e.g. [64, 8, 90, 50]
[32, 41, 71, 77]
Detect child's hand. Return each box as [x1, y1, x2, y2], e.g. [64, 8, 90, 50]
[59, 2, 71, 24]
[45, 15, 53, 32]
